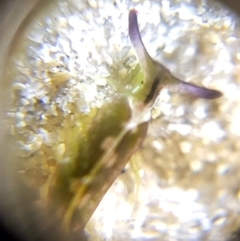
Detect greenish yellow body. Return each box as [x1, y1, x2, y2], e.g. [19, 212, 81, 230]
[49, 9, 222, 233]
[51, 95, 149, 231]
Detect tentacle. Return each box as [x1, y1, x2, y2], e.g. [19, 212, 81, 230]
[129, 9, 155, 74]
[176, 79, 222, 99]
[128, 9, 222, 101]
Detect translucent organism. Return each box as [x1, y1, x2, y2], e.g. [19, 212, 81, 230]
[49, 9, 222, 232]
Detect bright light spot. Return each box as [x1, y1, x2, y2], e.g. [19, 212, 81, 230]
[180, 141, 192, 153]
[178, 3, 196, 21]
[230, 106, 240, 136]
[201, 121, 225, 141]
[184, 46, 195, 57]
[168, 123, 192, 136]
[160, 187, 202, 223]
[190, 160, 203, 172]
[152, 140, 164, 151]
[194, 105, 207, 119]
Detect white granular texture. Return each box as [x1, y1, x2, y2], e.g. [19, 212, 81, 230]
[5, 0, 240, 241]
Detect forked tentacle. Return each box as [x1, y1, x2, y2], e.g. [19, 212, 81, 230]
[128, 9, 222, 101]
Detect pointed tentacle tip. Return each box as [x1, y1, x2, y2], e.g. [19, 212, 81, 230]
[178, 80, 223, 99]
[193, 88, 223, 99]
[129, 9, 138, 28]
[128, 9, 139, 41]
[203, 89, 222, 99]
[129, 9, 138, 14]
